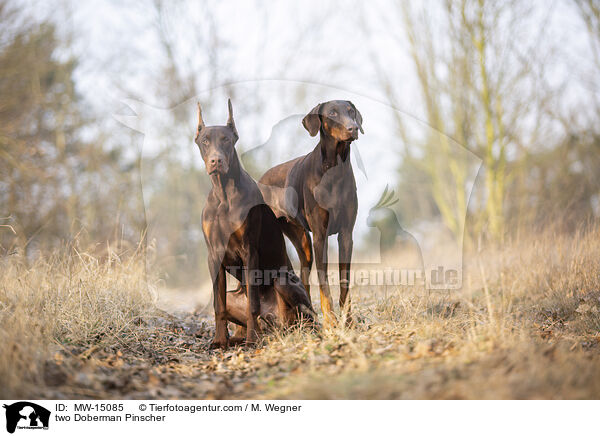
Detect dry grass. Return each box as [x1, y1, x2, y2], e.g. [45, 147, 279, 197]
[239, 224, 600, 399]
[0, 244, 157, 398]
[1, 225, 600, 399]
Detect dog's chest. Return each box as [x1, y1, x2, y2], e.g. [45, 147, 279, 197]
[205, 204, 250, 256]
[312, 169, 357, 230]
[318, 177, 356, 206]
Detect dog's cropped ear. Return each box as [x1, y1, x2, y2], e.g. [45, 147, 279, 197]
[302, 103, 323, 137]
[227, 98, 239, 142]
[195, 102, 205, 141]
[349, 101, 364, 134]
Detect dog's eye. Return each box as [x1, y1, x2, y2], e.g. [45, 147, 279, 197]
[329, 110, 337, 117]
[202, 139, 209, 145]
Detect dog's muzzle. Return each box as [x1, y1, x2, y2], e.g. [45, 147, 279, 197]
[207, 156, 228, 175]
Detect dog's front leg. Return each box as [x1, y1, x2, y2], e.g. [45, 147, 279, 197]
[211, 263, 229, 349]
[338, 230, 353, 326]
[314, 227, 334, 326]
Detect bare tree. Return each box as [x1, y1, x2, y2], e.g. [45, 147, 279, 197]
[368, 0, 559, 242]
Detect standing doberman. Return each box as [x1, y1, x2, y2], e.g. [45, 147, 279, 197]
[196, 99, 314, 349]
[260, 100, 363, 324]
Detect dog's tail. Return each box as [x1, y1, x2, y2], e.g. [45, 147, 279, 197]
[298, 304, 321, 330]
[299, 303, 318, 319]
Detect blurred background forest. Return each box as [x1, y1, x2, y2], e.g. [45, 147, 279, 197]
[1, 0, 599, 289]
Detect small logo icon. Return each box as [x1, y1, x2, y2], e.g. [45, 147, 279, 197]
[2, 402, 50, 434]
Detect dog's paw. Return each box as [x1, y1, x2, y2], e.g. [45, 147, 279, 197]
[209, 337, 229, 350]
[245, 328, 261, 347]
[229, 336, 245, 346]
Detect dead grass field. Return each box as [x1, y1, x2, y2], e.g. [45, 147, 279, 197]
[1, 225, 600, 399]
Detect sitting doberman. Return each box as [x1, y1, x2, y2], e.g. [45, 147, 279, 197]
[260, 100, 363, 324]
[196, 99, 314, 349]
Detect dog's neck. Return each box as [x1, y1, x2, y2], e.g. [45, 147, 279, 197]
[318, 133, 352, 173]
[210, 151, 242, 205]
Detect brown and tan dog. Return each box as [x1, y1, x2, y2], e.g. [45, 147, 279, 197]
[260, 100, 363, 324]
[196, 99, 314, 348]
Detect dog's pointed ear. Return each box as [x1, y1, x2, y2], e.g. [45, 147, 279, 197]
[350, 101, 364, 134]
[195, 102, 205, 141]
[227, 98, 239, 142]
[302, 103, 322, 137]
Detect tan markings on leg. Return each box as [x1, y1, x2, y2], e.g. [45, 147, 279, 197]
[319, 287, 335, 327]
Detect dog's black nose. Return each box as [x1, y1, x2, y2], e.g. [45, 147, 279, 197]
[347, 126, 359, 138]
[209, 157, 222, 165]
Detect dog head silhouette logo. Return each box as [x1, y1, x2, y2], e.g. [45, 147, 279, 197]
[3, 402, 50, 433]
